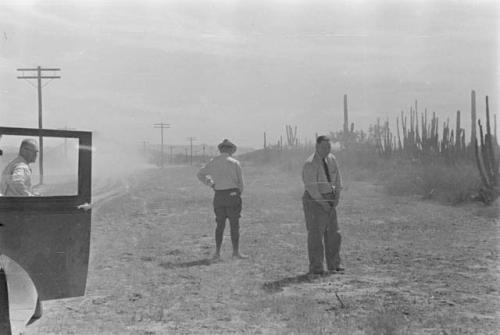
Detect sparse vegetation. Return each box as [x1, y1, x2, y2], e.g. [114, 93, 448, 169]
[239, 92, 498, 206]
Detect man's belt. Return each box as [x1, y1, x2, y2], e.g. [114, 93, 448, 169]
[214, 188, 240, 195]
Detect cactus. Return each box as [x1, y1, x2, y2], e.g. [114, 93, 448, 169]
[286, 125, 298, 147]
[396, 116, 402, 152]
[471, 90, 477, 150]
[474, 96, 499, 204]
[343, 94, 349, 134]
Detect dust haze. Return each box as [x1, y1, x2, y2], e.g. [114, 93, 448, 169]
[0, 0, 498, 151]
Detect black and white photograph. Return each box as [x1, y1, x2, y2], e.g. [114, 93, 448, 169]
[0, 0, 498, 334]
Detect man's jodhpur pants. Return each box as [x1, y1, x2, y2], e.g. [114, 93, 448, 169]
[302, 191, 341, 273]
[213, 188, 242, 250]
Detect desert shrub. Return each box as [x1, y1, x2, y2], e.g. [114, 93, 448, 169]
[379, 157, 482, 204]
[379, 158, 422, 196]
[335, 142, 381, 181]
[239, 138, 484, 205]
[421, 160, 481, 203]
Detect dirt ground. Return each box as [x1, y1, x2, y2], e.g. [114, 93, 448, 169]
[25, 164, 499, 334]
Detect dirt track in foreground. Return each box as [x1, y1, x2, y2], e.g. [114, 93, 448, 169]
[26, 165, 499, 334]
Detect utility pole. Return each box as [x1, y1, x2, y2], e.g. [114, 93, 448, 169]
[153, 122, 170, 168]
[17, 66, 61, 184]
[187, 137, 196, 165]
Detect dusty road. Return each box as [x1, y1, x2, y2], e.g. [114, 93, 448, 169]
[26, 165, 499, 334]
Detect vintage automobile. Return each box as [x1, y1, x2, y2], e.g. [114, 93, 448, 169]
[0, 126, 92, 334]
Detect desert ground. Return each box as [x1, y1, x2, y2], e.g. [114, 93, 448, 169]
[25, 163, 499, 334]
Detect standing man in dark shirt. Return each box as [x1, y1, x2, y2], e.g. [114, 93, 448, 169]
[302, 135, 343, 275]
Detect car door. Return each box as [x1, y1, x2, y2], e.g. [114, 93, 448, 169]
[0, 127, 92, 300]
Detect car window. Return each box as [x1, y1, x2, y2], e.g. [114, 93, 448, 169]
[0, 135, 79, 196]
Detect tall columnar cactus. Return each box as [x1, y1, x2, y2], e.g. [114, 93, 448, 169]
[471, 90, 477, 149]
[401, 110, 408, 152]
[474, 96, 499, 204]
[374, 118, 394, 158]
[432, 113, 439, 151]
[375, 118, 383, 156]
[415, 109, 421, 149]
[421, 110, 427, 151]
[495, 114, 498, 143]
[384, 120, 393, 157]
[286, 125, 298, 147]
[343, 94, 349, 134]
[441, 120, 450, 154]
[341, 94, 357, 148]
[396, 116, 402, 152]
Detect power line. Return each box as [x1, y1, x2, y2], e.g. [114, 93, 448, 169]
[17, 66, 61, 184]
[153, 122, 170, 168]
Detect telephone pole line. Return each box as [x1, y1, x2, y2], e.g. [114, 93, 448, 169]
[17, 66, 61, 184]
[187, 137, 196, 165]
[153, 122, 170, 168]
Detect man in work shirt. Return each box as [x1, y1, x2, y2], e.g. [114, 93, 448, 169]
[197, 139, 247, 261]
[0, 139, 39, 196]
[302, 135, 343, 275]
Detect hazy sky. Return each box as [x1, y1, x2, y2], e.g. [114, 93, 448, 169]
[0, 0, 498, 149]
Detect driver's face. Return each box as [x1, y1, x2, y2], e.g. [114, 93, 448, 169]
[23, 144, 39, 163]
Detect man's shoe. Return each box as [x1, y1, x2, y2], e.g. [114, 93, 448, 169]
[232, 252, 248, 259]
[328, 266, 345, 274]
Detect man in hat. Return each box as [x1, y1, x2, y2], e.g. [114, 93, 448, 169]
[302, 135, 343, 275]
[197, 139, 247, 261]
[0, 139, 40, 196]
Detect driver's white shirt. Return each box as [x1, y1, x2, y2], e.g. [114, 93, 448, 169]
[0, 156, 34, 196]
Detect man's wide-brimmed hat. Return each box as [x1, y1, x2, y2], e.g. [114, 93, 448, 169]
[218, 139, 237, 151]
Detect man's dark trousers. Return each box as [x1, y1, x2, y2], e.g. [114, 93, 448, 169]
[213, 189, 242, 251]
[302, 191, 341, 273]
